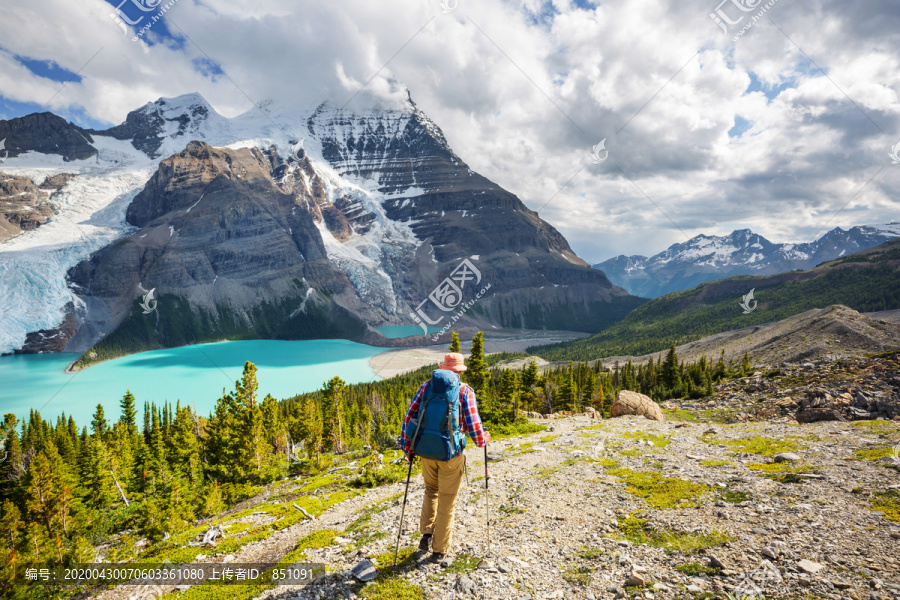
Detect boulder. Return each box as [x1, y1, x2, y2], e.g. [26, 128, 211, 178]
[583, 407, 600, 419]
[611, 390, 665, 422]
[796, 407, 846, 423]
[523, 411, 544, 419]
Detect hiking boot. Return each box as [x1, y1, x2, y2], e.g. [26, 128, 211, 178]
[429, 552, 445, 563]
[418, 534, 432, 551]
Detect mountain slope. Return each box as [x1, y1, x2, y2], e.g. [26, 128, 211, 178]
[596, 225, 900, 298]
[593, 304, 900, 368]
[534, 238, 900, 361]
[0, 91, 641, 357]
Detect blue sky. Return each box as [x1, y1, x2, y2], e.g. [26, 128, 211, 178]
[0, 0, 898, 261]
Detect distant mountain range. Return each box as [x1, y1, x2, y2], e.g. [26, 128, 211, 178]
[537, 238, 900, 361]
[0, 91, 641, 358]
[594, 225, 900, 298]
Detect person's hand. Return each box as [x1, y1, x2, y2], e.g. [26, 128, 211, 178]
[484, 431, 491, 445]
[405, 450, 415, 462]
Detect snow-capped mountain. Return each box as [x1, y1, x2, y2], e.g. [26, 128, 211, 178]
[0, 91, 636, 356]
[594, 225, 900, 298]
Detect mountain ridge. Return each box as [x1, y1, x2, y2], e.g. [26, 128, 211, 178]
[0, 91, 639, 357]
[595, 224, 900, 298]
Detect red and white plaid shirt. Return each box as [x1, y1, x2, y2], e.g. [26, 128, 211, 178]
[401, 380, 487, 455]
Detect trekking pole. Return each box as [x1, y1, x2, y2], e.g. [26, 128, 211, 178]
[484, 443, 490, 558]
[394, 455, 415, 567]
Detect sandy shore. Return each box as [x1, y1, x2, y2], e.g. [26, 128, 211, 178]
[368, 329, 588, 379]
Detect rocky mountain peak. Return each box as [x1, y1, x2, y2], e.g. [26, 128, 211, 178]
[0, 112, 97, 162]
[95, 93, 234, 159]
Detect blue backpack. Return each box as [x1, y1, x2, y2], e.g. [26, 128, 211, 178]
[405, 369, 467, 461]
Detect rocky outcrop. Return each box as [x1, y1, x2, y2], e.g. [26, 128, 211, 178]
[0, 174, 69, 242]
[67, 142, 370, 360]
[0, 112, 97, 161]
[611, 390, 665, 421]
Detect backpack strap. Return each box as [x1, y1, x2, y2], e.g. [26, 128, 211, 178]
[408, 382, 432, 451]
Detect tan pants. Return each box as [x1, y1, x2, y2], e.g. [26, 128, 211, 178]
[419, 451, 465, 554]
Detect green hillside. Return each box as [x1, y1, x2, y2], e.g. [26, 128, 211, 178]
[531, 239, 900, 361]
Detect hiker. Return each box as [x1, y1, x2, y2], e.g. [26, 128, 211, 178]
[400, 352, 490, 561]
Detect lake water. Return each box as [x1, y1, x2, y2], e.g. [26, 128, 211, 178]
[375, 325, 441, 338]
[0, 339, 385, 429]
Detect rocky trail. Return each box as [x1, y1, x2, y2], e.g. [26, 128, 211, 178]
[106, 355, 900, 600]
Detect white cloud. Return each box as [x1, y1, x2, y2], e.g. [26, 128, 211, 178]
[1, 0, 898, 262]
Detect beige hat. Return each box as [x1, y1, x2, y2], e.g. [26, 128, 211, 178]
[438, 352, 467, 372]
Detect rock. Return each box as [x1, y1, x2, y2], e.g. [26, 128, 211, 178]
[774, 453, 802, 463]
[761, 547, 779, 560]
[455, 575, 477, 595]
[583, 407, 600, 419]
[349, 559, 377, 582]
[797, 559, 825, 574]
[832, 580, 853, 589]
[708, 554, 727, 570]
[626, 572, 648, 587]
[523, 411, 544, 419]
[797, 407, 846, 423]
[611, 390, 665, 422]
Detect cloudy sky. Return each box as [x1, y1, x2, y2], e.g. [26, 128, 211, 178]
[1, 0, 898, 263]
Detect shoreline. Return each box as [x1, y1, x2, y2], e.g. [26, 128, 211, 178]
[368, 329, 589, 379]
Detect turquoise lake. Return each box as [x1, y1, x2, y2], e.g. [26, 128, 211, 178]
[1, 339, 385, 428]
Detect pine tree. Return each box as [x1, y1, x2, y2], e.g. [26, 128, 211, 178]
[557, 366, 577, 412]
[82, 437, 117, 510]
[91, 404, 107, 440]
[496, 370, 519, 422]
[120, 391, 138, 438]
[449, 331, 461, 353]
[300, 397, 324, 465]
[741, 352, 752, 376]
[465, 332, 491, 394]
[582, 370, 595, 409]
[661, 344, 681, 391]
[24, 440, 74, 559]
[322, 377, 347, 454]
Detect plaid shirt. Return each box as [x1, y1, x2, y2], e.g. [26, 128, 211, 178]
[401, 380, 486, 455]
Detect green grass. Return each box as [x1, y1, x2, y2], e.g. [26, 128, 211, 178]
[606, 468, 711, 509]
[147, 487, 357, 564]
[350, 462, 420, 489]
[705, 435, 805, 457]
[676, 563, 721, 576]
[718, 489, 752, 504]
[662, 409, 698, 422]
[618, 449, 647, 457]
[489, 421, 547, 439]
[851, 420, 899, 434]
[578, 547, 607, 559]
[747, 461, 818, 483]
[445, 553, 481, 574]
[614, 515, 731, 553]
[871, 490, 900, 523]
[358, 546, 424, 600]
[853, 447, 895, 460]
[539, 434, 559, 443]
[563, 564, 592, 585]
